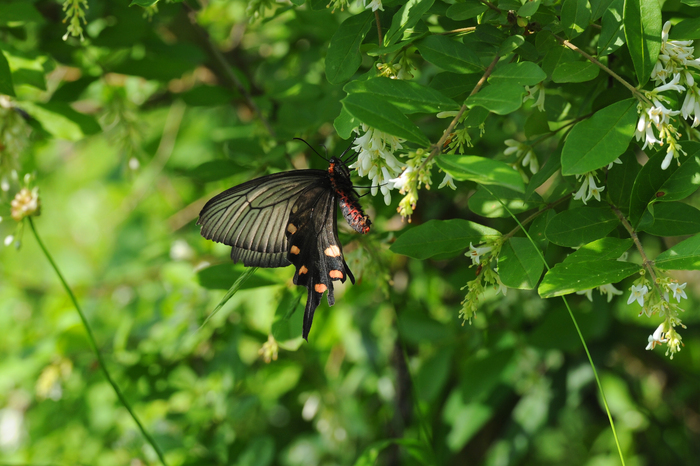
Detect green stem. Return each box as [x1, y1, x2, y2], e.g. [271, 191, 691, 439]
[28, 218, 169, 466]
[481, 187, 627, 466]
[501, 195, 569, 242]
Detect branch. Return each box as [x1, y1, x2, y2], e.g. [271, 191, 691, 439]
[553, 35, 651, 106]
[420, 54, 500, 171]
[610, 204, 660, 286]
[501, 195, 570, 242]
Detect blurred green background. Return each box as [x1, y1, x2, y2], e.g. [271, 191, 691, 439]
[1, 1, 700, 465]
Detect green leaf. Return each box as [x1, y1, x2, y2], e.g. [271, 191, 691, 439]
[0, 2, 43, 26]
[538, 260, 639, 297]
[446, 0, 488, 20]
[384, 0, 435, 47]
[499, 35, 525, 56]
[416, 35, 482, 74]
[639, 202, 700, 236]
[325, 11, 373, 85]
[489, 62, 547, 87]
[529, 209, 555, 251]
[498, 237, 545, 289]
[130, 0, 159, 6]
[467, 84, 524, 115]
[561, 0, 591, 39]
[468, 186, 543, 218]
[629, 142, 700, 226]
[669, 17, 700, 40]
[344, 78, 458, 114]
[333, 106, 358, 139]
[390, 219, 501, 260]
[341, 93, 429, 145]
[271, 290, 303, 345]
[561, 98, 638, 175]
[1, 47, 47, 91]
[526, 147, 562, 199]
[541, 45, 578, 78]
[552, 61, 600, 83]
[518, 0, 541, 17]
[623, 0, 662, 86]
[590, 0, 615, 21]
[524, 111, 550, 138]
[0, 51, 15, 97]
[197, 264, 279, 290]
[655, 234, 700, 270]
[21, 102, 100, 141]
[545, 207, 619, 247]
[429, 72, 481, 98]
[562, 237, 633, 263]
[607, 148, 641, 214]
[437, 155, 526, 192]
[598, 0, 625, 56]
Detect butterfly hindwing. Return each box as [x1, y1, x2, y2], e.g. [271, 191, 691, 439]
[197, 170, 327, 267]
[285, 185, 355, 339]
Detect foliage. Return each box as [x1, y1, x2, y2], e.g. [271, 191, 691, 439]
[2, 0, 700, 465]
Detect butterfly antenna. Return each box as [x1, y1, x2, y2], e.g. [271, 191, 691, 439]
[293, 137, 329, 162]
[338, 140, 358, 163]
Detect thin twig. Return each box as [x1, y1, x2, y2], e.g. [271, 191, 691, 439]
[610, 204, 660, 287]
[501, 195, 569, 242]
[553, 35, 651, 105]
[420, 54, 500, 172]
[374, 10, 383, 46]
[437, 27, 476, 35]
[28, 218, 169, 466]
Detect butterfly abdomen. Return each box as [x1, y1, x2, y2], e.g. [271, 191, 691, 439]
[328, 160, 371, 235]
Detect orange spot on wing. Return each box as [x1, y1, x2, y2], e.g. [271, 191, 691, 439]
[315, 283, 327, 293]
[329, 270, 343, 279]
[299, 265, 308, 275]
[287, 223, 297, 234]
[290, 245, 300, 255]
[324, 245, 341, 257]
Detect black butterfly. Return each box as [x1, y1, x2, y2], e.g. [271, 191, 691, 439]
[197, 144, 371, 340]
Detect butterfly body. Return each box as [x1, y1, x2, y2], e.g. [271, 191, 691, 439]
[197, 155, 370, 340]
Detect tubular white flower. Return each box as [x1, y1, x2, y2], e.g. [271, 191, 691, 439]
[668, 282, 688, 302]
[468, 242, 493, 266]
[522, 150, 539, 174]
[654, 73, 685, 94]
[599, 283, 623, 303]
[646, 323, 668, 350]
[438, 173, 456, 190]
[576, 288, 594, 302]
[351, 124, 405, 205]
[627, 284, 649, 307]
[364, 0, 383, 11]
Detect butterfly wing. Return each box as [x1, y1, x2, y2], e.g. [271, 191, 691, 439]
[197, 170, 327, 268]
[285, 185, 355, 340]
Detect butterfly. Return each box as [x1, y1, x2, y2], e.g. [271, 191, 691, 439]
[197, 142, 371, 340]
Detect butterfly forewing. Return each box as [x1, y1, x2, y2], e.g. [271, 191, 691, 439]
[197, 170, 326, 267]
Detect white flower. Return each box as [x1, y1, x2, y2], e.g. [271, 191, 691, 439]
[576, 288, 594, 302]
[438, 173, 456, 190]
[523, 82, 545, 111]
[627, 284, 649, 307]
[668, 282, 688, 302]
[351, 124, 405, 205]
[468, 242, 493, 266]
[607, 158, 622, 170]
[681, 85, 700, 127]
[572, 172, 604, 205]
[654, 73, 685, 94]
[522, 149, 539, 174]
[504, 139, 524, 156]
[645, 323, 668, 350]
[4, 235, 14, 247]
[364, 0, 383, 11]
[599, 283, 623, 303]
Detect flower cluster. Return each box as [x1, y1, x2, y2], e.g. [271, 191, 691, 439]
[504, 139, 539, 175]
[636, 21, 700, 169]
[460, 240, 507, 323]
[390, 149, 431, 220]
[627, 273, 688, 359]
[572, 171, 604, 204]
[376, 53, 415, 80]
[258, 335, 279, 363]
[2, 174, 40, 249]
[62, 0, 88, 41]
[351, 124, 405, 205]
